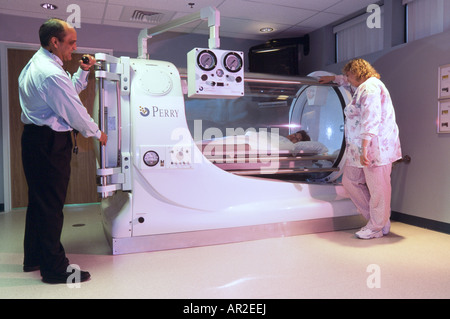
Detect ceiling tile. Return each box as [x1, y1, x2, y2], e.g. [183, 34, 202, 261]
[299, 11, 345, 29]
[107, 0, 223, 13]
[325, 0, 378, 14]
[0, 0, 379, 40]
[242, 0, 342, 11]
[218, 0, 317, 25]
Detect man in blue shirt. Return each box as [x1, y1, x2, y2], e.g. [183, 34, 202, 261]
[19, 18, 107, 284]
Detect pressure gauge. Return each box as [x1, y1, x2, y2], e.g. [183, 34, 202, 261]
[223, 52, 243, 73]
[197, 50, 217, 71]
[143, 150, 159, 167]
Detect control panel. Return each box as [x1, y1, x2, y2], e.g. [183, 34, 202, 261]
[140, 145, 193, 170]
[187, 48, 244, 99]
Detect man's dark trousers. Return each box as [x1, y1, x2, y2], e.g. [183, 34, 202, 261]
[21, 124, 73, 275]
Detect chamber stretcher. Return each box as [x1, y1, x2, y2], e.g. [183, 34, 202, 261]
[196, 132, 336, 175]
[92, 9, 362, 255]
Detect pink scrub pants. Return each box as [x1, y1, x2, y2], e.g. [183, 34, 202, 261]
[342, 164, 392, 232]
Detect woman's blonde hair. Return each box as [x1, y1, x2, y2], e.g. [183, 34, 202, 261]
[342, 58, 380, 81]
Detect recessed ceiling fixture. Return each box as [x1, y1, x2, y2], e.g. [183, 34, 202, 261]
[260, 27, 274, 33]
[41, 3, 58, 10]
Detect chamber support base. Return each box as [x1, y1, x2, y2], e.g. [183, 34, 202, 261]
[109, 214, 366, 255]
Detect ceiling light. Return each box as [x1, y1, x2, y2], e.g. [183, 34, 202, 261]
[41, 3, 58, 10]
[260, 27, 274, 33]
[254, 48, 281, 53]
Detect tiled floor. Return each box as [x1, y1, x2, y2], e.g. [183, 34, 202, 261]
[0, 204, 449, 299]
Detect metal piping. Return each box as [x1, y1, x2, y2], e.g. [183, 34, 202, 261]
[138, 6, 220, 59]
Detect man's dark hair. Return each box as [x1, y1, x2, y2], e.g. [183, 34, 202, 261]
[39, 18, 66, 47]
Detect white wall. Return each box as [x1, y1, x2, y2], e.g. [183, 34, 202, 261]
[377, 31, 450, 224]
[0, 13, 261, 69]
[5, 5, 449, 225]
[298, 2, 450, 225]
[0, 13, 262, 211]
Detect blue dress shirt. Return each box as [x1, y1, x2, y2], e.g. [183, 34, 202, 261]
[19, 47, 101, 139]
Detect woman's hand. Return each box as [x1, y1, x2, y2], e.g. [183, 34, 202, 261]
[318, 75, 335, 84]
[360, 148, 370, 166]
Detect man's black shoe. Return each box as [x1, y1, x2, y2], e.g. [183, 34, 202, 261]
[23, 265, 40, 272]
[42, 270, 91, 284]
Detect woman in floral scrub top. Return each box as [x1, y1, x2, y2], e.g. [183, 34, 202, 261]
[320, 59, 402, 239]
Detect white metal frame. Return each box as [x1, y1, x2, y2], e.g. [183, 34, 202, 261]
[138, 6, 220, 59]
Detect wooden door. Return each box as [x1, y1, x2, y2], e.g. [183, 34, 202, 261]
[8, 48, 100, 208]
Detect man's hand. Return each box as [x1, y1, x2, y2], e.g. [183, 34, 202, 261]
[80, 55, 96, 71]
[99, 131, 107, 146]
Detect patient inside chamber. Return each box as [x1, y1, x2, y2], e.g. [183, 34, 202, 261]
[184, 77, 346, 181]
[287, 130, 311, 143]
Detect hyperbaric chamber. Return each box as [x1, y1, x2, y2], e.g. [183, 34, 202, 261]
[184, 71, 350, 182]
[93, 56, 361, 254]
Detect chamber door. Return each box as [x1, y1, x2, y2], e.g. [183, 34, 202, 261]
[289, 83, 347, 182]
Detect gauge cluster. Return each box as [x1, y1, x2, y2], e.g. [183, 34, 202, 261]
[187, 48, 244, 99]
[140, 146, 193, 170]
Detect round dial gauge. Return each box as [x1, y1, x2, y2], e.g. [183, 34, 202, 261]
[223, 52, 243, 73]
[143, 151, 159, 167]
[197, 50, 217, 71]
